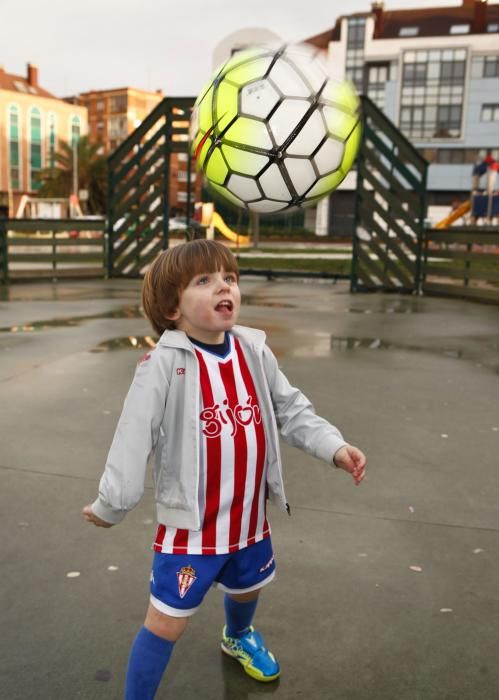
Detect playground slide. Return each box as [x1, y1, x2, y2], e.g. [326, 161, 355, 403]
[435, 200, 470, 229]
[211, 211, 250, 246]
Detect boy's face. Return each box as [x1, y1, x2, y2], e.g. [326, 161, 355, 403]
[168, 267, 241, 344]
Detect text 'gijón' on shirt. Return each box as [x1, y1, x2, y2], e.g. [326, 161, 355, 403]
[153, 333, 269, 555]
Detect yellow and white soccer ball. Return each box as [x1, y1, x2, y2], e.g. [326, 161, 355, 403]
[190, 43, 362, 214]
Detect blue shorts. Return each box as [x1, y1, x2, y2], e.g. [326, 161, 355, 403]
[149, 537, 276, 618]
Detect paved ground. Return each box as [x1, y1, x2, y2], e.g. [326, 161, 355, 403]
[1, 277, 498, 700]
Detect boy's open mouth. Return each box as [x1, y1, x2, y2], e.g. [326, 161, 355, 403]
[215, 300, 233, 312]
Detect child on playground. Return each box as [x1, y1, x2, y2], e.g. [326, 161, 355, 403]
[83, 239, 367, 699]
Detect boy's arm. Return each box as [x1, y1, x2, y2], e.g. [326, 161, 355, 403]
[333, 444, 366, 486]
[82, 504, 114, 527]
[87, 350, 170, 525]
[262, 344, 349, 464]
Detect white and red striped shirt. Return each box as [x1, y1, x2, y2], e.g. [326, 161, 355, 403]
[153, 334, 269, 555]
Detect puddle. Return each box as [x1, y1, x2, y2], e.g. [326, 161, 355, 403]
[90, 336, 157, 352]
[86, 330, 499, 373]
[346, 299, 424, 314]
[0, 306, 145, 332]
[0, 284, 140, 303]
[0, 298, 293, 333]
[274, 329, 499, 373]
[330, 336, 463, 359]
[241, 295, 294, 308]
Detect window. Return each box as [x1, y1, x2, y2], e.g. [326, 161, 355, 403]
[484, 56, 499, 77]
[347, 17, 365, 48]
[399, 27, 419, 37]
[450, 24, 470, 34]
[29, 107, 42, 191]
[420, 148, 499, 164]
[109, 94, 127, 113]
[487, 23, 499, 32]
[481, 104, 499, 122]
[366, 63, 390, 109]
[108, 116, 128, 140]
[440, 60, 465, 84]
[403, 63, 427, 85]
[429, 147, 499, 164]
[345, 18, 366, 91]
[399, 48, 467, 139]
[436, 149, 465, 164]
[8, 105, 21, 190]
[471, 55, 499, 78]
[436, 105, 462, 136]
[48, 113, 56, 167]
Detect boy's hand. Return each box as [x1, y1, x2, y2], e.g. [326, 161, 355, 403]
[82, 504, 114, 528]
[333, 445, 367, 486]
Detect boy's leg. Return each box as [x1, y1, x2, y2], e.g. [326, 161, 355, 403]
[125, 607, 188, 700]
[224, 590, 259, 638]
[218, 538, 280, 682]
[126, 549, 225, 700]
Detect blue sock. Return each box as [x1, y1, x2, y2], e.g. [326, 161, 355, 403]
[125, 626, 174, 700]
[224, 595, 258, 638]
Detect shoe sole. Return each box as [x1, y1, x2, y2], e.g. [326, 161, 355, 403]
[221, 642, 280, 682]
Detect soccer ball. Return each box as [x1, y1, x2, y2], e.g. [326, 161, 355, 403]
[190, 43, 362, 214]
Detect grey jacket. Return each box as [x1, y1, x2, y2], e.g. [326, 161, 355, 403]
[91, 325, 347, 528]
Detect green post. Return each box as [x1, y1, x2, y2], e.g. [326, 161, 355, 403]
[351, 100, 367, 293]
[52, 228, 57, 274]
[186, 149, 192, 229]
[415, 164, 428, 295]
[464, 241, 472, 288]
[0, 218, 8, 284]
[162, 100, 172, 250]
[106, 156, 115, 278]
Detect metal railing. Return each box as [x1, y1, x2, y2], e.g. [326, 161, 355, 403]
[351, 96, 428, 294]
[107, 97, 194, 278]
[423, 226, 499, 303]
[0, 218, 106, 283]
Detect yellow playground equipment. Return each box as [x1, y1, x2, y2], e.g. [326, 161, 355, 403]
[434, 153, 499, 227]
[435, 200, 471, 229]
[197, 203, 250, 246]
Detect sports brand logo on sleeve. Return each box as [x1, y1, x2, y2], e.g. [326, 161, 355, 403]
[200, 395, 261, 438]
[177, 565, 197, 599]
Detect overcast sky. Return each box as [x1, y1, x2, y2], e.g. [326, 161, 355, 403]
[3, 0, 464, 99]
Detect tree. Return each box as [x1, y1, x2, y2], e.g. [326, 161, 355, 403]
[37, 136, 107, 214]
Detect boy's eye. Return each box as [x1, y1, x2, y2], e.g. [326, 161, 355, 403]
[196, 276, 209, 285]
[225, 274, 236, 284]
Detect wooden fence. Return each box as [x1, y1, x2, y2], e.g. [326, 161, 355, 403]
[423, 227, 499, 303]
[1, 217, 498, 306]
[0, 219, 106, 283]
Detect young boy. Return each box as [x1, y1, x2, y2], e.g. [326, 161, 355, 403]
[83, 239, 366, 699]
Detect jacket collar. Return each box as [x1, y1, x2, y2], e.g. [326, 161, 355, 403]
[157, 325, 266, 351]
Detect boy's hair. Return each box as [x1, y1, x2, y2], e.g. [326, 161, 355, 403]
[142, 239, 240, 336]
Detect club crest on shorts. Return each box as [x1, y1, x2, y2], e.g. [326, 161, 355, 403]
[177, 565, 197, 599]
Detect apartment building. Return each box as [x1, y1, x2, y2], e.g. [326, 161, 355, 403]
[0, 63, 87, 215]
[72, 87, 163, 154]
[72, 87, 201, 216]
[304, 0, 499, 219]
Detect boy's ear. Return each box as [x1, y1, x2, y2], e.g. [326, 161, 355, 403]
[165, 308, 181, 322]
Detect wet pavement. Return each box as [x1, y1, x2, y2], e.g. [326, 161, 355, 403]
[1, 278, 499, 700]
